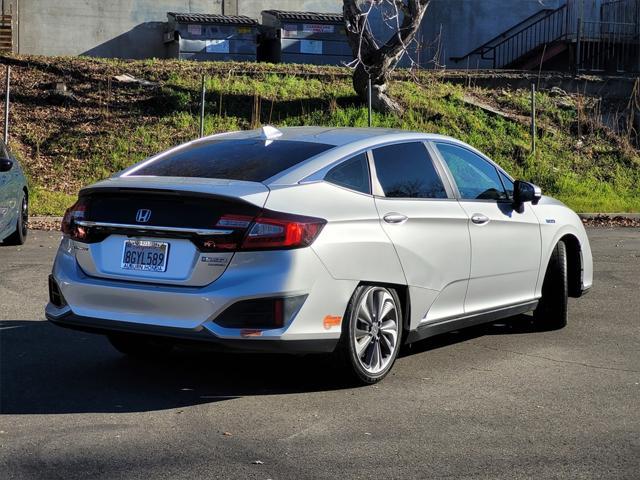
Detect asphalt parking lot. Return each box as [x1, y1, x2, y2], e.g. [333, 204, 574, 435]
[1, 228, 639, 479]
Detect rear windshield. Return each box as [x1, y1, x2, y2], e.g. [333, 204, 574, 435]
[129, 139, 335, 182]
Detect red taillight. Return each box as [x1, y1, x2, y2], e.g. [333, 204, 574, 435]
[197, 211, 325, 252]
[61, 199, 88, 241]
[241, 212, 325, 250]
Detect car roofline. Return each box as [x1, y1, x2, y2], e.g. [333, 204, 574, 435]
[117, 126, 498, 186]
[263, 131, 472, 186]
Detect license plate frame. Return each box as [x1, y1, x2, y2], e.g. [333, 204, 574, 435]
[121, 239, 170, 273]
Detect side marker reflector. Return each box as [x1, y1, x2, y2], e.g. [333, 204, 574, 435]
[240, 329, 263, 337]
[323, 315, 342, 330]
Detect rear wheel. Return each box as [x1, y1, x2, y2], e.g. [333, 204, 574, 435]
[533, 240, 568, 330]
[3, 193, 28, 246]
[107, 333, 174, 358]
[337, 285, 403, 385]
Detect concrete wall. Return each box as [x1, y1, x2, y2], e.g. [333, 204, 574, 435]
[17, 0, 223, 58]
[234, 0, 341, 18]
[423, 0, 563, 67]
[11, 0, 603, 66]
[15, 0, 342, 59]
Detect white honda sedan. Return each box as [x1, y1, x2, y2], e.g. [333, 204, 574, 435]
[46, 127, 593, 384]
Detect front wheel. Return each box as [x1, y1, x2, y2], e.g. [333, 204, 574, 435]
[533, 240, 568, 330]
[336, 285, 403, 385]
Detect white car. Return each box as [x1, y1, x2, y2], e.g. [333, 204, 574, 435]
[46, 127, 593, 384]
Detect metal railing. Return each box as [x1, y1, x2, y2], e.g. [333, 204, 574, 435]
[577, 19, 639, 72]
[450, 8, 555, 65]
[602, 0, 639, 25]
[491, 5, 568, 68]
[452, 0, 640, 72]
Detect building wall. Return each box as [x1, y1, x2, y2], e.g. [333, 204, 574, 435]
[16, 0, 223, 58]
[423, 0, 563, 67]
[234, 0, 341, 18]
[10, 0, 603, 65]
[15, 0, 342, 59]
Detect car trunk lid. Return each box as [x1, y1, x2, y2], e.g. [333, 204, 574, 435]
[71, 176, 269, 287]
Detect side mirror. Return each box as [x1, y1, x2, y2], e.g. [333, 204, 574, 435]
[513, 180, 542, 207]
[0, 158, 13, 173]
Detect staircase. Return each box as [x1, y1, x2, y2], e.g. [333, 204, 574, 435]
[0, 14, 12, 53]
[451, 5, 570, 69]
[452, 0, 640, 73]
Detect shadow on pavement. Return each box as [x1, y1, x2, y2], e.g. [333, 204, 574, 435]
[1, 314, 544, 415]
[403, 313, 552, 356]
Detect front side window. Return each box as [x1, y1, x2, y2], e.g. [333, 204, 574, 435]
[130, 140, 335, 182]
[324, 153, 371, 194]
[498, 171, 514, 199]
[435, 143, 508, 201]
[372, 142, 447, 199]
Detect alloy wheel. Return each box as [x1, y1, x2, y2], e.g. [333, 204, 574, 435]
[352, 287, 399, 375]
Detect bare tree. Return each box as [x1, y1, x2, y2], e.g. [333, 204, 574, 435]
[343, 0, 431, 114]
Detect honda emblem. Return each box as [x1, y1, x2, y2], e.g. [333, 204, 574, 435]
[136, 209, 152, 223]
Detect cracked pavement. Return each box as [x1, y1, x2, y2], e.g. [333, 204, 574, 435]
[1, 228, 639, 479]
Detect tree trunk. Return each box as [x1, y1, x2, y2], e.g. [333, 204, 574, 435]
[343, 0, 430, 115]
[352, 63, 404, 115]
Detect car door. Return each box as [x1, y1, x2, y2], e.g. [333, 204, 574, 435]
[432, 141, 541, 314]
[371, 141, 471, 329]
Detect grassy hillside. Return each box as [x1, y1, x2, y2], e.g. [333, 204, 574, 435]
[3, 55, 640, 214]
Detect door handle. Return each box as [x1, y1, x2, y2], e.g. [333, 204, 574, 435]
[383, 213, 408, 224]
[471, 214, 490, 225]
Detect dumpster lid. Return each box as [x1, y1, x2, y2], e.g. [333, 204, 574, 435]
[261, 10, 344, 24]
[168, 12, 258, 26]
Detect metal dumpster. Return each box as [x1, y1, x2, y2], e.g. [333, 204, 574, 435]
[260, 10, 352, 65]
[165, 12, 259, 62]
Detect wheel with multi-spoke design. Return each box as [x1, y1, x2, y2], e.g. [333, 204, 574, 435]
[337, 285, 403, 384]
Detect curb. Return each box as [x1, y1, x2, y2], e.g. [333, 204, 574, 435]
[30, 216, 63, 223]
[578, 213, 640, 220]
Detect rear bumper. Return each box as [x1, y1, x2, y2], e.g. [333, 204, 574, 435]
[47, 237, 356, 353]
[46, 309, 338, 353]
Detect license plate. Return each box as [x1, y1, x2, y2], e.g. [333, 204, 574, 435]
[121, 240, 169, 272]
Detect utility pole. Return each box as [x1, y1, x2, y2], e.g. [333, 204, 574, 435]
[4, 65, 10, 144]
[199, 74, 206, 138]
[367, 77, 372, 128]
[531, 83, 536, 154]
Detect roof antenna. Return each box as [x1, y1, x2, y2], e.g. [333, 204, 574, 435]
[260, 125, 283, 141]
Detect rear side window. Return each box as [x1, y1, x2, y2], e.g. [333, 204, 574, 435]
[324, 153, 371, 194]
[131, 140, 334, 182]
[372, 142, 447, 199]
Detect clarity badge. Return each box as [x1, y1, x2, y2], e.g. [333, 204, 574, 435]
[201, 256, 229, 266]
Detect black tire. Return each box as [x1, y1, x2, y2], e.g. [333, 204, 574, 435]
[533, 240, 568, 330]
[3, 192, 28, 246]
[107, 333, 174, 358]
[336, 285, 403, 385]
